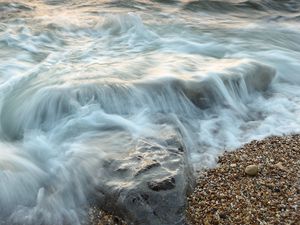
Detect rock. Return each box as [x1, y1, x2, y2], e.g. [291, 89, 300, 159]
[219, 213, 227, 219]
[135, 161, 161, 177]
[273, 187, 280, 193]
[147, 177, 176, 191]
[92, 129, 195, 225]
[245, 164, 259, 176]
[274, 162, 287, 171]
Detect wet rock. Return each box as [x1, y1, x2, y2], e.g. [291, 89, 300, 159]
[245, 164, 259, 176]
[147, 177, 176, 191]
[135, 161, 161, 177]
[92, 130, 194, 225]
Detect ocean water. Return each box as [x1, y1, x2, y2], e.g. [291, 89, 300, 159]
[0, 0, 300, 224]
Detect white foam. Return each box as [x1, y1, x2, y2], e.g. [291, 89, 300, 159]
[1, 1, 300, 224]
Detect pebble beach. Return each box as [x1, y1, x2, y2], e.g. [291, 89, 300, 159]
[89, 134, 300, 225]
[187, 134, 300, 225]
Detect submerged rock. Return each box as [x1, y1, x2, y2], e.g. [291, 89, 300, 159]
[91, 131, 194, 225]
[147, 176, 176, 191]
[135, 160, 161, 177]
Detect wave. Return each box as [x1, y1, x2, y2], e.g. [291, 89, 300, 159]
[0, 59, 279, 224]
[0, 2, 33, 12]
[183, 0, 300, 13]
[2, 57, 300, 225]
[0, 1, 33, 20]
[0, 60, 275, 141]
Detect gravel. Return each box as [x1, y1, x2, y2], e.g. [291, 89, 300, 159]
[87, 206, 126, 225]
[187, 134, 300, 225]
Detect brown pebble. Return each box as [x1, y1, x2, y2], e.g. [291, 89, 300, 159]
[274, 162, 287, 171]
[245, 164, 259, 176]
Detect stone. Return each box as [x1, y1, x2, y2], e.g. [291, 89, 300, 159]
[245, 164, 259, 176]
[219, 213, 227, 219]
[275, 162, 287, 171]
[135, 161, 161, 177]
[147, 177, 176, 191]
[92, 130, 195, 225]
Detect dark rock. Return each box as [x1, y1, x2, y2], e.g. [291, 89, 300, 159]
[141, 194, 149, 201]
[92, 130, 194, 225]
[273, 187, 280, 192]
[219, 213, 227, 219]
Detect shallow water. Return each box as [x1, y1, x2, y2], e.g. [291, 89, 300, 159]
[0, 0, 300, 224]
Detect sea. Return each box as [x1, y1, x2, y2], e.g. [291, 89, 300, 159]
[0, 0, 300, 224]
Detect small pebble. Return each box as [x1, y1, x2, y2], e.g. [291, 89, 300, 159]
[275, 162, 287, 171]
[245, 164, 259, 176]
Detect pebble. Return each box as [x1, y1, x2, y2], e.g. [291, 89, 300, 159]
[275, 162, 287, 171]
[245, 164, 259, 176]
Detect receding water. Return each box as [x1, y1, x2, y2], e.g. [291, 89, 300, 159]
[0, 0, 300, 224]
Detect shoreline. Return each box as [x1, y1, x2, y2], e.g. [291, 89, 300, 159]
[89, 134, 300, 225]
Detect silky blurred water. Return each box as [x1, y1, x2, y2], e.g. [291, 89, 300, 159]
[0, 0, 300, 224]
